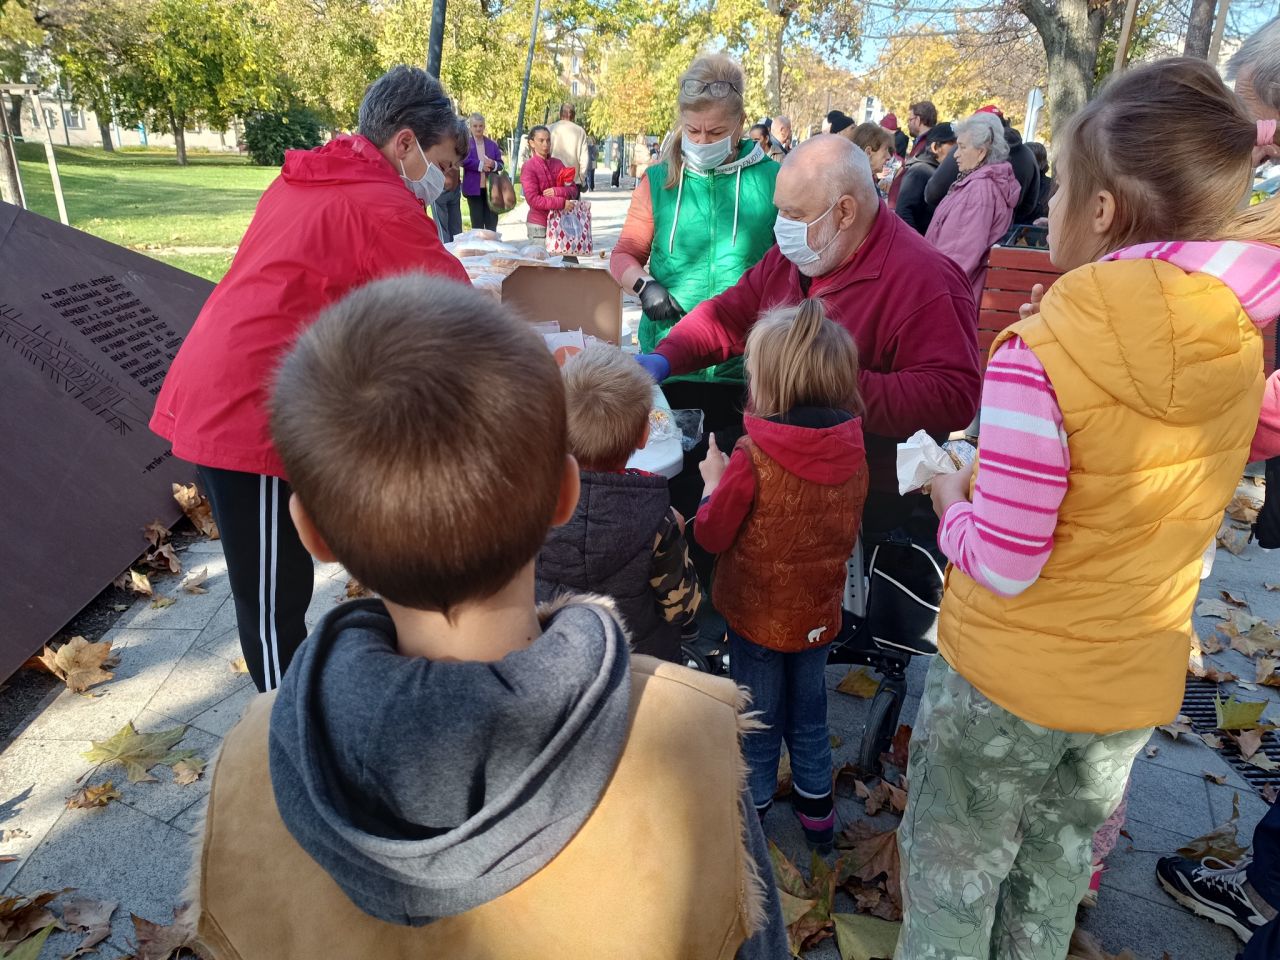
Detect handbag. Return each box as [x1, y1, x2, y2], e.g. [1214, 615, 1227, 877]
[487, 171, 517, 213]
[545, 199, 592, 256]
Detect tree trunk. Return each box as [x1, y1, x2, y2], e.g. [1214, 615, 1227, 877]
[1184, 0, 1216, 58]
[96, 114, 115, 152]
[171, 110, 187, 165]
[1021, 0, 1107, 134]
[762, 0, 790, 117]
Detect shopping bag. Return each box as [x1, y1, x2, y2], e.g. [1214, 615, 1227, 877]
[487, 171, 517, 214]
[545, 200, 593, 256]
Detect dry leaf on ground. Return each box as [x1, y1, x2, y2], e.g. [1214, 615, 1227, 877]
[855, 779, 907, 817]
[61, 898, 117, 959]
[66, 782, 121, 809]
[836, 822, 902, 902]
[1226, 495, 1262, 524]
[768, 843, 836, 954]
[1258, 658, 1280, 688]
[833, 912, 900, 960]
[1188, 657, 1239, 684]
[36, 637, 118, 694]
[1264, 784, 1280, 803]
[0, 922, 56, 960]
[179, 568, 208, 595]
[145, 543, 182, 576]
[1204, 771, 1228, 785]
[1200, 733, 1225, 750]
[1200, 632, 1225, 655]
[82, 724, 195, 784]
[836, 668, 880, 699]
[129, 910, 198, 960]
[1157, 715, 1195, 740]
[0, 830, 28, 843]
[173, 483, 219, 540]
[345, 578, 371, 599]
[1220, 589, 1249, 608]
[0, 890, 69, 949]
[1227, 729, 1266, 760]
[229, 657, 249, 675]
[882, 725, 911, 772]
[171, 757, 206, 786]
[1195, 598, 1236, 620]
[149, 597, 176, 610]
[1214, 694, 1269, 731]
[1177, 797, 1248, 864]
[1266, 583, 1280, 593]
[1217, 521, 1251, 556]
[126, 570, 153, 597]
[142, 521, 169, 549]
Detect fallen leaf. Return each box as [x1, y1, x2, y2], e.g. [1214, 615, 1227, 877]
[1258, 658, 1280, 688]
[129, 911, 197, 960]
[142, 520, 169, 549]
[833, 762, 860, 798]
[1157, 715, 1195, 740]
[229, 657, 248, 675]
[1220, 589, 1249, 608]
[882, 725, 911, 771]
[1226, 495, 1262, 524]
[66, 782, 120, 809]
[173, 483, 219, 539]
[36, 637, 117, 694]
[1218, 521, 1251, 556]
[829, 734, 843, 749]
[1229, 729, 1266, 760]
[1246, 752, 1279, 772]
[178, 567, 208, 595]
[1265, 583, 1280, 592]
[832, 912, 900, 960]
[1176, 798, 1249, 864]
[1145, 746, 1160, 759]
[1196, 598, 1236, 620]
[0, 857, 14, 865]
[769, 843, 835, 954]
[0, 890, 68, 950]
[82, 723, 195, 783]
[845, 883, 902, 922]
[1215, 694, 1268, 731]
[1263, 784, 1279, 803]
[344, 578, 371, 599]
[855, 779, 907, 817]
[1188, 657, 1239, 684]
[1204, 770, 1228, 785]
[145, 543, 182, 576]
[836, 822, 902, 903]
[61, 898, 117, 959]
[171, 757, 206, 786]
[149, 597, 176, 610]
[0, 830, 28, 843]
[0, 923, 55, 960]
[110, 604, 129, 613]
[1200, 632, 1225, 654]
[1200, 733, 1225, 750]
[127, 570, 153, 597]
[836, 668, 880, 699]
[778, 889, 816, 927]
[1231, 623, 1280, 658]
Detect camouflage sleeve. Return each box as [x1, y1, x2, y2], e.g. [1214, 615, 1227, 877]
[650, 508, 702, 625]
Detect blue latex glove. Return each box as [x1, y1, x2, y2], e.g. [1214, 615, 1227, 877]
[635, 352, 670, 383]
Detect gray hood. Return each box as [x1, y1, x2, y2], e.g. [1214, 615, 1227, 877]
[268, 596, 631, 926]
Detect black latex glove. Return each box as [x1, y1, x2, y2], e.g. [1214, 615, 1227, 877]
[639, 279, 685, 324]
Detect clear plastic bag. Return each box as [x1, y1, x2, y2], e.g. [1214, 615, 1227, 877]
[672, 409, 705, 452]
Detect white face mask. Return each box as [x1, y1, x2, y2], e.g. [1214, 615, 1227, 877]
[681, 132, 733, 172]
[399, 138, 446, 205]
[774, 201, 840, 266]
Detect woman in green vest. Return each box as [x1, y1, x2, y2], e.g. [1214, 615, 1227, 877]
[608, 53, 779, 440]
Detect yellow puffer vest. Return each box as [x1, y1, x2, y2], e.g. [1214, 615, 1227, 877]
[938, 258, 1263, 733]
[193, 656, 767, 960]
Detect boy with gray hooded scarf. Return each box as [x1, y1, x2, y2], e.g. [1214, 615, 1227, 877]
[188, 275, 787, 960]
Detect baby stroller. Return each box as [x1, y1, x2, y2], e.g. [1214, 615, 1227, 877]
[827, 524, 946, 774]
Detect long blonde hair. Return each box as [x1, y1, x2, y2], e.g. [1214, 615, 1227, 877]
[661, 54, 747, 190]
[745, 299, 863, 419]
[1057, 57, 1279, 262]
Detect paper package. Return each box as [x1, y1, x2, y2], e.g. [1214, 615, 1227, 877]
[897, 430, 977, 496]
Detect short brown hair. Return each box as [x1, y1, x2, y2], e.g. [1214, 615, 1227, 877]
[562, 342, 652, 472]
[1058, 57, 1279, 262]
[848, 122, 894, 154]
[270, 275, 566, 612]
[909, 101, 937, 127]
[746, 299, 862, 419]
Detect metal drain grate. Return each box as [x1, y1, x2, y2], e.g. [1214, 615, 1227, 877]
[1181, 677, 1280, 799]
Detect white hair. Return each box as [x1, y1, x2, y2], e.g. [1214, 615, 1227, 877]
[468, 112, 485, 125]
[955, 113, 1009, 166]
[1227, 15, 1280, 112]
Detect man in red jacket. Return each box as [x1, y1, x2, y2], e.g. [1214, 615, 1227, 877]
[637, 134, 979, 539]
[150, 66, 470, 693]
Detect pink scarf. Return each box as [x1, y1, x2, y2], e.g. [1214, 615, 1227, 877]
[1104, 240, 1280, 327]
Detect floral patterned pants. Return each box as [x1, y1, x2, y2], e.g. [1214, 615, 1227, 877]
[897, 657, 1150, 960]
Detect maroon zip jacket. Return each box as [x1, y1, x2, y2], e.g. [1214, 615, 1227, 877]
[654, 202, 980, 491]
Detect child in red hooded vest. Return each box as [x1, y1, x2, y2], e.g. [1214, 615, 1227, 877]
[695, 298, 869, 849]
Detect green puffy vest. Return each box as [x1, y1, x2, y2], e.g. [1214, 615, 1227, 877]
[643, 141, 778, 384]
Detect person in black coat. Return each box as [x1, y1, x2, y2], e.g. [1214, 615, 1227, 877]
[1026, 142, 1054, 221]
[924, 106, 1040, 226]
[894, 122, 957, 235]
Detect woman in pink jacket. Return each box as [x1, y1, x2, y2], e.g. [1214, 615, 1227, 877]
[519, 125, 579, 240]
[925, 112, 1021, 304]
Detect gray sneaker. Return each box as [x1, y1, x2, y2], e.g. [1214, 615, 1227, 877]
[1156, 854, 1268, 943]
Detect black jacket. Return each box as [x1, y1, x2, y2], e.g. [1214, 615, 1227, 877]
[894, 152, 941, 235]
[925, 126, 1041, 226]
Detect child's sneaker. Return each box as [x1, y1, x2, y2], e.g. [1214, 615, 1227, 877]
[1080, 860, 1103, 908]
[792, 790, 836, 852]
[1156, 854, 1267, 942]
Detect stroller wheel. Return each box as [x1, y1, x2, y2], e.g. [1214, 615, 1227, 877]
[858, 684, 903, 775]
[681, 646, 710, 673]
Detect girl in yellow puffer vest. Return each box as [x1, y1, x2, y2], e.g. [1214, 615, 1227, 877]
[896, 59, 1280, 960]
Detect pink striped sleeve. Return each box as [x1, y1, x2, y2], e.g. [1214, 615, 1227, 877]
[938, 337, 1069, 597]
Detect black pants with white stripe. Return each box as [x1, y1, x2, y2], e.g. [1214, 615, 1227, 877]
[197, 466, 314, 692]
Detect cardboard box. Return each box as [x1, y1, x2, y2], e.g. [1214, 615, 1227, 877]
[502, 264, 622, 344]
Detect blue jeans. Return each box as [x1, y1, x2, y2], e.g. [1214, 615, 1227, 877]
[1244, 800, 1280, 960]
[728, 630, 832, 807]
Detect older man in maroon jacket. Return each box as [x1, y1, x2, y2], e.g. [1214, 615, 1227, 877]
[638, 134, 980, 539]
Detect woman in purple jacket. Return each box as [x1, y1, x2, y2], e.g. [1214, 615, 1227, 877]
[519, 125, 579, 240]
[462, 113, 505, 231]
[925, 112, 1021, 304]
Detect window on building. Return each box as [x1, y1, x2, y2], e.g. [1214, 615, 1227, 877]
[64, 108, 85, 130]
[572, 55, 580, 73]
[572, 80, 579, 96]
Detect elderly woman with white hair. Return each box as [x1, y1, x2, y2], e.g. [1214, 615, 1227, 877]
[924, 112, 1020, 303]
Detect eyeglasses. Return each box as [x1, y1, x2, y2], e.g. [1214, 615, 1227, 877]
[680, 79, 740, 99]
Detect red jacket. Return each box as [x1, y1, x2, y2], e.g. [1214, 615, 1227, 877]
[150, 135, 469, 477]
[697, 410, 868, 651]
[655, 203, 980, 490]
[519, 154, 578, 227]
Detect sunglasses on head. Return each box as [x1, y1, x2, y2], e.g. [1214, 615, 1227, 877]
[680, 79, 740, 99]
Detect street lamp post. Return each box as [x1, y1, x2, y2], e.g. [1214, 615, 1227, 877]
[426, 0, 446, 77]
[513, 0, 542, 175]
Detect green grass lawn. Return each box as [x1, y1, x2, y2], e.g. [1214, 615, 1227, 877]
[14, 143, 275, 281]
